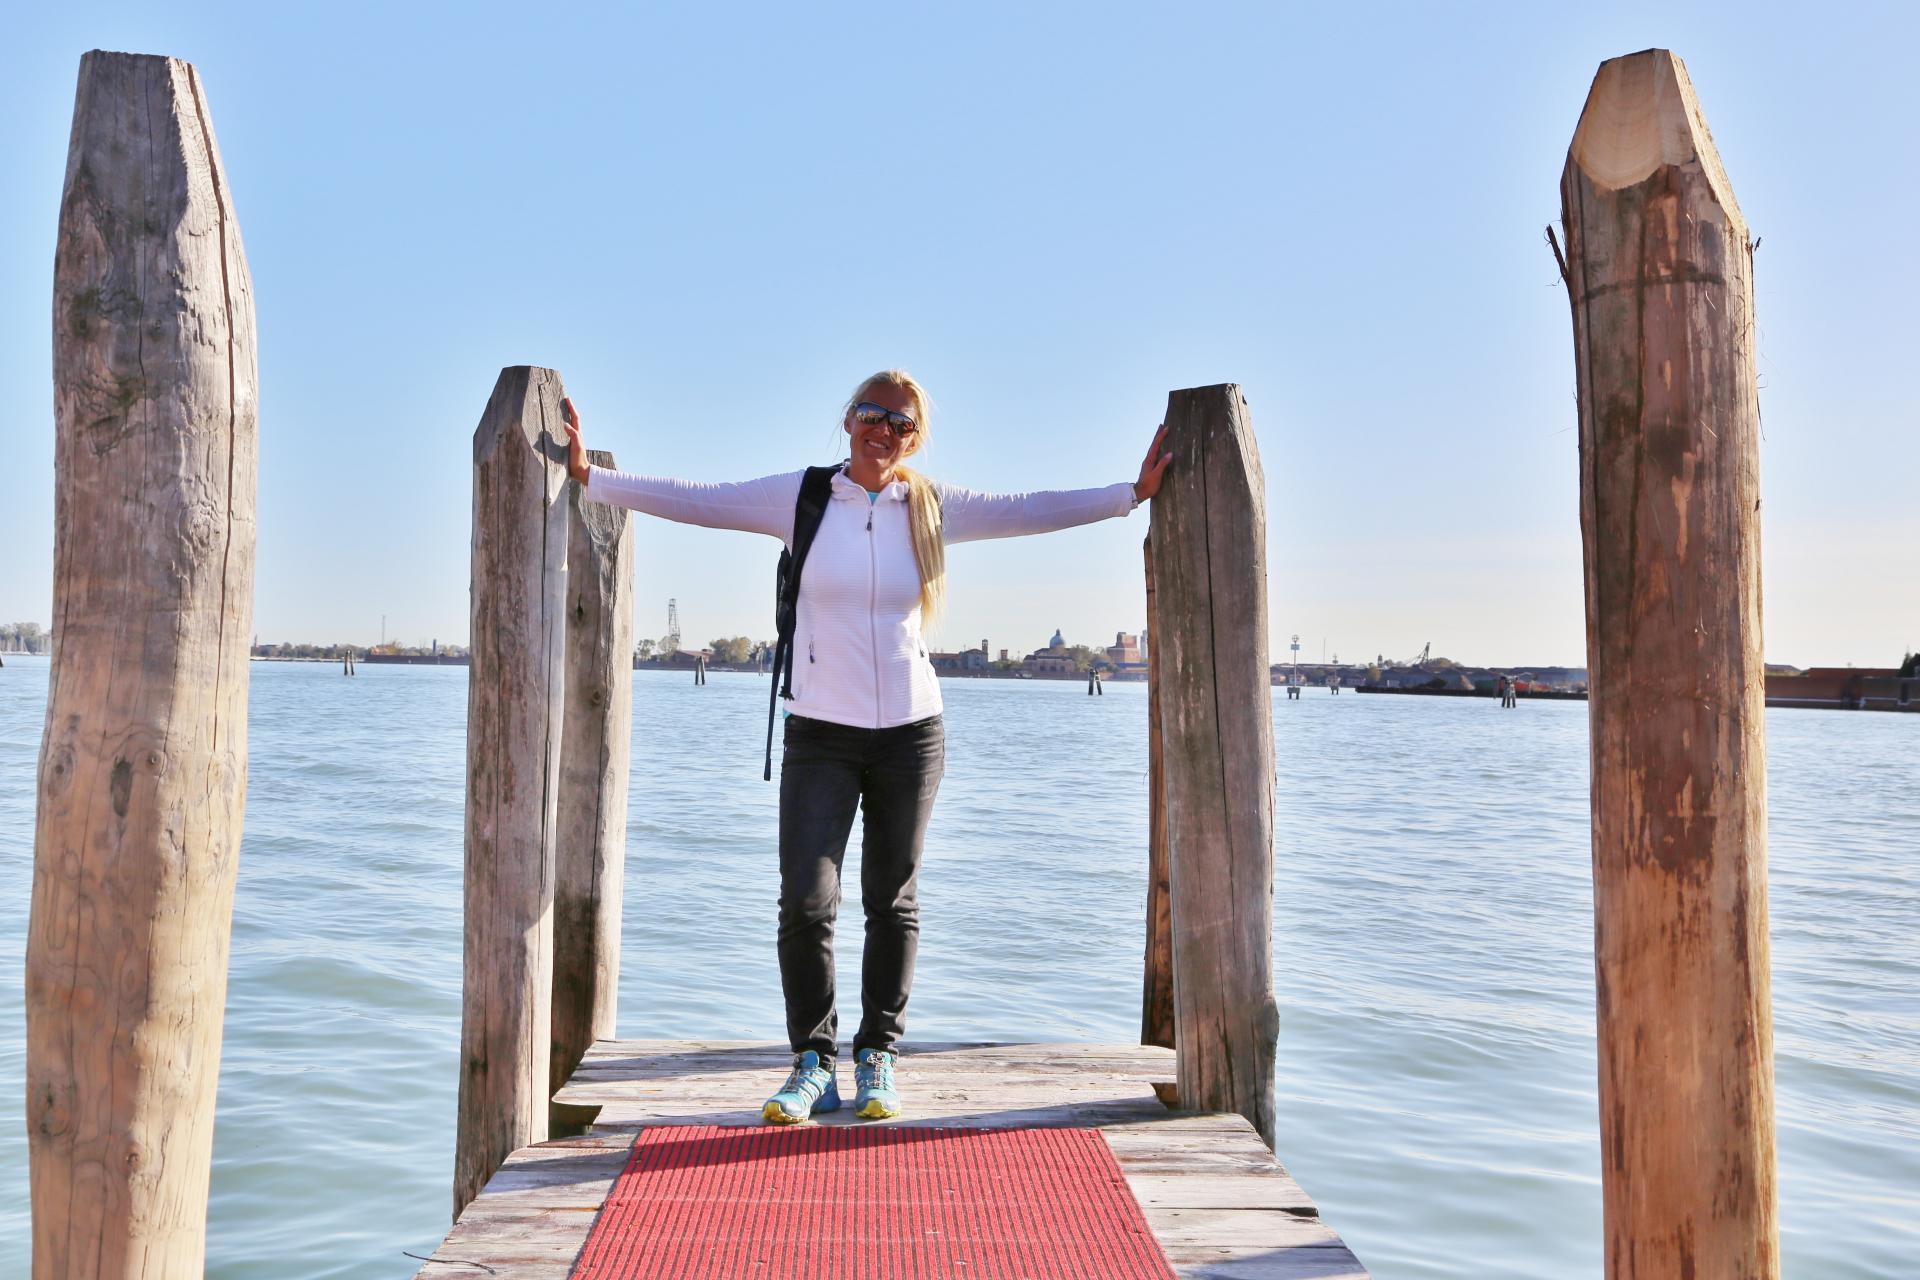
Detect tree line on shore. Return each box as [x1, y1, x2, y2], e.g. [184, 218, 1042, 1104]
[2, 622, 50, 653]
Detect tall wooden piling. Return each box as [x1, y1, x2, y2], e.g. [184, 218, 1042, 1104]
[457, 366, 571, 1216]
[550, 447, 635, 1137]
[27, 51, 258, 1279]
[1140, 536, 1173, 1051]
[1147, 384, 1278, 1147]
[1560, 49, 1777, 1279]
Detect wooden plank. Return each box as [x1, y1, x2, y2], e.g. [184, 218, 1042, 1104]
[551, 444, 635, 1138]
[1132, 1176, 1317, 1213]
[563, 1063, 1170, 1090]
[582, 1038, 1180, 1054]
[456, 366, 572, 1216]
[1144, 1209, 1340, 1247]
[28, 49, 257, 1280]
[1165, 1245, 1370, 1280]
[1142, 532, 1175, 1049]
[1560, 49, 1777, 1280]
[1150, 384, 1279, 1148]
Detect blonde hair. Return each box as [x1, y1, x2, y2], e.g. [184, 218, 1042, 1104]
[846, 369, 945, 625]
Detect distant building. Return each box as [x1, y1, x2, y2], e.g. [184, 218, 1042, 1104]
[1767, 667, 1911, 710]
[1106, 631, 1143, 667]
[931, 638, 992, 673]
[1024, 629, 1075, 676]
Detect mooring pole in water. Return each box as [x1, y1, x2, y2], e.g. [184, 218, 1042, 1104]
[1148, 383, 1278, 1148]
[551, 447, 635, 1138]
[1560, 49, 1778, 1280]
[27, 50, 259, 1280]
[1140, 535, 1174, 1051]
[457, 366, 570, 1217]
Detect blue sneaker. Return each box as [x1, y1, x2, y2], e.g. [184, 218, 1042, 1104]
[853, 1047, 901, 1119]
[762, 1051, 840, 1124]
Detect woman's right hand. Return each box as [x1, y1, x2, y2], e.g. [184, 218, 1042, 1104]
[561, 397, 590, 485]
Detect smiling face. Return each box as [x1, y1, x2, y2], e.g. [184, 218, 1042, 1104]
[844, 380, 923, 473]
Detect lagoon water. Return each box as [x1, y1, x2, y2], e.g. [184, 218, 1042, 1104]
[1, 657, 1915, 1278]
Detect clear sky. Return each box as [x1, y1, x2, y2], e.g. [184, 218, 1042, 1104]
[3, 2, 1914, 668]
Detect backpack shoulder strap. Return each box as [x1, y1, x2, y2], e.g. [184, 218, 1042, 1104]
[764, 465, 843, 780]
[790, 465, 839, 559]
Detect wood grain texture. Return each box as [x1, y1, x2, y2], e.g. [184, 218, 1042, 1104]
[550, 446, 635, 1138]
[1142, 533, 1175, 1050]
[27, 50, 257, 1280]
[415, 1041, 1368, 1279]
[1149, 385, 1280, 1149]
[457, 366, 571, 1218]
[1561, 49, 1777, 1280]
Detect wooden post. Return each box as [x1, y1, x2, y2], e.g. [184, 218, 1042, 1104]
[1561, 49, 1777, 1279]
[1148, 383, 1278, 1147]
[27, 51, 258, 1279]
[550, 447, 635, 1137]
[1140, 536, 1174, 1051]
[456, 366, 570, 1217]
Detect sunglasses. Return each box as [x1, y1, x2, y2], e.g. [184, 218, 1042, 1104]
[852, 402, 919, 438]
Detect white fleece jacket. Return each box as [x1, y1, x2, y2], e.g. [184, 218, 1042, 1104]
[583, 464, 1138, 729]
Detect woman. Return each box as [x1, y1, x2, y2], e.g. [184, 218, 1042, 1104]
[563, 369, 1171, 1123]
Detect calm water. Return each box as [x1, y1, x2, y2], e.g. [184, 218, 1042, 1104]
[1, 658, 1915, 1278]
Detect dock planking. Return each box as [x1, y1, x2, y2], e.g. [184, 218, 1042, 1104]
[412, 1040, 1369, 1279]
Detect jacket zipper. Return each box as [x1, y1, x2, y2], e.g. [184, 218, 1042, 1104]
[868, 501, 881, 727]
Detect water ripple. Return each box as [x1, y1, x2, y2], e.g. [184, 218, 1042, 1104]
[0, 660, 1914, 1277]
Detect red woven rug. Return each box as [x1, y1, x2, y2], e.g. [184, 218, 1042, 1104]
[570, 1124, 1177, 1279]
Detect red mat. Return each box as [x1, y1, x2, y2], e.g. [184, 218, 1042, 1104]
[570, 1124, 1177, 1279]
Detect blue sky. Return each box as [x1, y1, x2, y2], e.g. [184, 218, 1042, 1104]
[3, 2, 1913, 667]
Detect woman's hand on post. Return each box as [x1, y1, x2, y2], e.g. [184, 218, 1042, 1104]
[561, 397, 590, 485]
[1133, 423, 1172, 503]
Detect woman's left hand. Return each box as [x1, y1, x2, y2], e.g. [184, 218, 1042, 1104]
[1133, 423, 1172, 503]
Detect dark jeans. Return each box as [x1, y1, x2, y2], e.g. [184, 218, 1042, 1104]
[778, 712, 945, 1060]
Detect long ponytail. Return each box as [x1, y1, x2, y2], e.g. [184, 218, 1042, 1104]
[895, 464, 945, 625]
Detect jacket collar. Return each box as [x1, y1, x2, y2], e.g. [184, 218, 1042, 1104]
[830, 467, 910, 503]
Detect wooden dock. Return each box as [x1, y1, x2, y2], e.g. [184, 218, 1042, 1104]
[413, 1040, 1367, 1279]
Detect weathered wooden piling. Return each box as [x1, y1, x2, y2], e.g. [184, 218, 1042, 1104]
[1140, 536, 1174, 1052]
[457, 366, 571, 1216]
[551, 447, 635, 1138]
[1560, 49, 1778, 1279]
[1146, 384, 1278, 1147]
[27, 50, 258, 1279]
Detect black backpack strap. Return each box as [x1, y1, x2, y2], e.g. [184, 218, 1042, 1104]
[765, 465, 841, 780]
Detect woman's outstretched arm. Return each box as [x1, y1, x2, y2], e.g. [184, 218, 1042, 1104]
[940, 423, 1172, 544]
[564, 397, 803, 540]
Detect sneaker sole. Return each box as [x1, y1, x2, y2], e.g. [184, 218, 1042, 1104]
[762, 1095, 842, 1124]
[856, 1098, 900, 1120]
